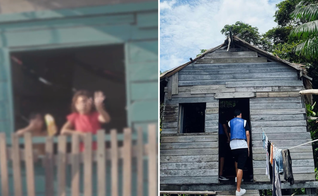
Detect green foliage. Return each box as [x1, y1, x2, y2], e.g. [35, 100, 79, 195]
[196, 49, 208, 57]
[221, 21, 261, 45]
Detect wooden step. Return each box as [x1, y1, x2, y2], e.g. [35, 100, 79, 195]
[217, 190, 260, 196]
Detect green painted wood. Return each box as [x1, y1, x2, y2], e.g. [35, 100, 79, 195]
[127, 41, 158, 63]
[0, 14, 135, 32]
[128, 62, 158, 82]
[128, 101, 158, 122]
[0, 1, 157, 23]
[137, 12, 158, 28]
[131, 82, 158, 101]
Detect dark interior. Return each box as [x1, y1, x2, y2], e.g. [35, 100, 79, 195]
[180, 103, 206, 133]
[10, 44, 127, 134]
[219, 98, 253, 182]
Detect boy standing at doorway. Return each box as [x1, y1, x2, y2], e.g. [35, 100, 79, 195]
[228, 109, 250, 196]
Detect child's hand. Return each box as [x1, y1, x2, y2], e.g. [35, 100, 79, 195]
[94, 91, 105, 109]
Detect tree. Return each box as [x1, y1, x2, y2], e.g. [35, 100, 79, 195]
[196, 49, 207, 57]
[220, 21, 261, 45]
[289, 1, 318, 59]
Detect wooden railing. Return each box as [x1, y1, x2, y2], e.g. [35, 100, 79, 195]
[0, 124, 158, 196]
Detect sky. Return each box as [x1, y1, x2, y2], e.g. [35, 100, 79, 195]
[160, 0, 283, 72]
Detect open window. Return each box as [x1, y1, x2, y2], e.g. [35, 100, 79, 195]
[11, 44, 127, 134]
[219, 98, 253, 181]
[179, 103, 205, 133]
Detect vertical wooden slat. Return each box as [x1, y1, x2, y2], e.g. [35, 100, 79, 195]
[71, 134, 80, 196]
[57, 135, 67, 196]
[84, 133, 92, 196]
[148, 124, 157, 196]
[123, 128, 132, 196]
[97, 130, 106, 196]
[111, 129, 118, 196]
[24, 133, 35, 196]
[0, 133, 9, 196]
[11, 134, 22, 196]
[45, 136, 54, 196]
[137, 127, 143, 196]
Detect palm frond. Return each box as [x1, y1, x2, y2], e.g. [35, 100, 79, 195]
[290, 20, 318, 39]
[292, 1, 318, 21]
[294, 37, 318, 59]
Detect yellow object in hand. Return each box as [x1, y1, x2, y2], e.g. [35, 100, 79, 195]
[45, 114, 57, 136]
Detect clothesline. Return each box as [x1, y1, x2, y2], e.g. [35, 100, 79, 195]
[262, 129, 318, 150]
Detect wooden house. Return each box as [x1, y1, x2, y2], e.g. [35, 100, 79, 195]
[0, 1, 158, 195]
[160, 36, 318, 193]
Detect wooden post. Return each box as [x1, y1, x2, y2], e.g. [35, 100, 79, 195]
[123, 128, 132, 196]
[45, 136, 54, 196]
[148, 124, 157, 196]
[57, 135, 67, 196]
[97, 130, 106, 196]
[84, 133, 93, 196]
[11, 134, 22, 196]
[137, 127, 144, 196]
[24, 133, 35, 196]
[71, 134, 80, 196]
[0, 133, 9, 196]
[111, 129, 119, 196]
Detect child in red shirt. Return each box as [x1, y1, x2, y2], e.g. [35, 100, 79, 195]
[61, 90, 111, 150]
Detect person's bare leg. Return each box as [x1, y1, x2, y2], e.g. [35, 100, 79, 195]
[220, 157, 224, 176]
[235, 161, 238, 176]
[236, 169, 243, 192]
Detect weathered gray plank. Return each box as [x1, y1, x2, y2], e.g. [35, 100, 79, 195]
[205, 127, 218, 133]
[251, 126, 307, 133]
[161, 129, 178, 134]
[171, 92, 215, 98]
[161, 149, 218, 156]
[253, 153, 314, 161]
[160, 155, 218, 163]
[179, 67, 295, 75]
[252, 140, 312, 148]
[191, 88, 235, 94]
[160, 162, 218, 170]
[254, 173, 316, 182]
[180, 78, 296, 86]
[166, 97, 216, 104]
[179, 85, 226, 92]
[206, 51, 258, 58]
[251, 114, 305, 121]
[252, 146, 312, 154]
[205, 121, 218, 127]
[196, 57, 267, 64]
[254, 167, 314, 174]
[205, 114, 219, 121]
[215, 92, 255, 99]
[250, 109, 305, 115]
[251, 103, 303, 109]
[179, 72, 296, 81]
[183, 62, 290, 70]
[161, 135, 217, 143]
[206, 108, 218, 114]
[160, 142, 217, 150]
[162, 122, 178, 128]
[161, 176, 219, 184]
[252, 132, 310, 140]
[256, 92, 300, 98]
[171, 73, 178, 95]
[250, 97, 301, 103]
[226, 81, 303, 87]
[251, 120, 306, 127]
[160, 169, 218, 177]
[253, 159, 314, 168]
[167, 77, 172, 100]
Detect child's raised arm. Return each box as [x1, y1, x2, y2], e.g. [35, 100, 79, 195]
[94, 91, 111, 123]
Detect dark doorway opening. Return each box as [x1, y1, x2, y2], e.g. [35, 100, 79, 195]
[11, 44, 127, 134]
[179, 103, 205, 133]
[219, 98, 253, 182]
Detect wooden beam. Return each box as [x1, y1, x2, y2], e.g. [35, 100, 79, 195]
[300, 89, 318, 95]
[171, 73, 178, 95]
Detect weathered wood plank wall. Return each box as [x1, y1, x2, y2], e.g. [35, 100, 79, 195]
[161, 49, 315, 185]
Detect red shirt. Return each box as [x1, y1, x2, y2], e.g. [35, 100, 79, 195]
[67, 112, 101, 134]
[67, 112, 101, 151]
